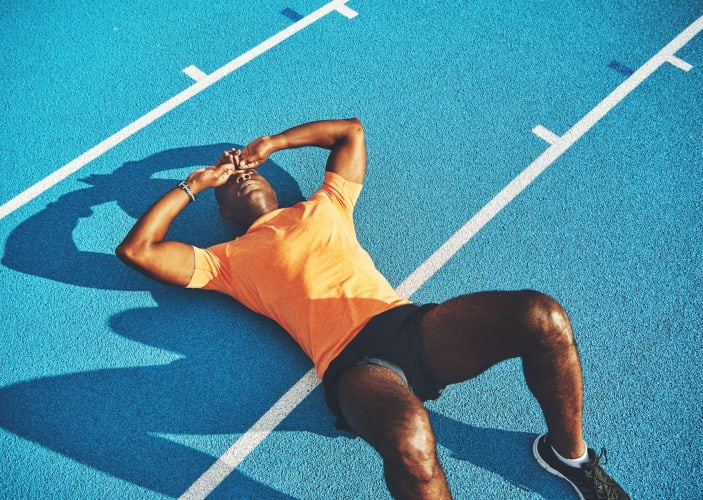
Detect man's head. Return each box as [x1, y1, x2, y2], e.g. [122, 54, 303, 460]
[214, 170, 279, 227]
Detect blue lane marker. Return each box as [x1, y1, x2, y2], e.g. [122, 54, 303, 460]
[281, 7, 303, 22]
[608, 60, 635, 76]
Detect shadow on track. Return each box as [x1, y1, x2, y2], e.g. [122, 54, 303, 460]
[1, 144, 311, 497]
[1, 144, 563, 497]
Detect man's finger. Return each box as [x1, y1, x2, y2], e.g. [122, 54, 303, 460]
[214, 150, 234, 168]
[242, 159, 262, 169]
[218, 162, 235, 173]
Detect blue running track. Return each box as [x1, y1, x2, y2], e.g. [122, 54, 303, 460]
[1, 1, 701, 498]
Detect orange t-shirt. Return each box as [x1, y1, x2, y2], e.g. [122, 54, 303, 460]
[187, 171, 411, 377]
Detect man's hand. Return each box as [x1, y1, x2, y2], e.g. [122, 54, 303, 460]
[186, 151, 238, 195]
[239, 136, 279, 170]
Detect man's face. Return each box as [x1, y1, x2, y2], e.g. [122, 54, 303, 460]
[215, 170, 279, 226]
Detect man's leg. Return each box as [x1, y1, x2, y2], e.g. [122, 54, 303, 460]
[336, 363, 452, 499]
[419, 290, 585, 458]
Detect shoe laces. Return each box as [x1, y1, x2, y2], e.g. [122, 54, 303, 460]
[594, 447, 608, 466]
[583, 448, 623, 499]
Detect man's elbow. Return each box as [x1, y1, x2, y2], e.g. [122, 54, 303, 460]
[115, 242, 155, 280]
[338, 117, 364, 147]
[115, 240, 141, 268]
[347, 117, 364, 137]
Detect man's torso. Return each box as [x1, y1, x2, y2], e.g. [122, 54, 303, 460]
[188, 172, 410, 376]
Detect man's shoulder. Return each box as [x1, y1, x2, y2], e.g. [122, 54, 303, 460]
[315, 171, 363, 210]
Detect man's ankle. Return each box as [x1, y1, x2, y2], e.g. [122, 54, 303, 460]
[552, 443, 589, 467]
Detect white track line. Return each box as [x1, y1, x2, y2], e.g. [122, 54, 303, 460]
[667, 54, 693, 71]
[179, 13, 703, 499]
[0, 0, 357, 221]
[335, 3, 358, 18]
[396, 12, 703, 298]
[182, 65, 209, 82]
[179, 369, 320, 500]
[532, 124, 561, 145]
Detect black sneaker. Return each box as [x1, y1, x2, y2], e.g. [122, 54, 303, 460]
[532, 434, 630, 500]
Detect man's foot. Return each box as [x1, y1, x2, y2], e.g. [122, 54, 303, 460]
[532, 434, 630, 500]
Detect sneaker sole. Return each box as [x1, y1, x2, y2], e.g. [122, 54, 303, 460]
[532, 434, 585, 500]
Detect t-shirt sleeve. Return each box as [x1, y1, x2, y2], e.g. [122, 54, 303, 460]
[319, 171, 363, 214]
[187, 245, 224, 289]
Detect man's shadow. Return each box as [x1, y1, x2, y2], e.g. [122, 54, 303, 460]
[1, 144, 317, 497]
[1, 145, 561, 497]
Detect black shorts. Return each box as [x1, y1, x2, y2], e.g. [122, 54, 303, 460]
[322, 303, 445, 431]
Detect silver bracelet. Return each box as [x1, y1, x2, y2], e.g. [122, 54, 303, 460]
[177, 180, 196, 202]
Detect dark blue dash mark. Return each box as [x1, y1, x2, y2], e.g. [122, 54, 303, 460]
[281, 7, 304, 22]
[608, 60, 635, 77]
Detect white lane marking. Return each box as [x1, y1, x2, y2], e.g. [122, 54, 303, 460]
[396, 12, 703, 298]
[0, 0, 358, 221]
[532, 124, 561, 145]
[178, 13, 703, 498]
[182, 65, 209, 82]
[179, 369, 320, 500]
[335, 2, 358, 18]
[667, 54, 693, 71]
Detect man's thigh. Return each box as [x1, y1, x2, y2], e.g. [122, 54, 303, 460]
[419, 290, 545, 386]
[336, 363, 434, 457]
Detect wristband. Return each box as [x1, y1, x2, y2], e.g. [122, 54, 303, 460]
[177, 180, 196, 202]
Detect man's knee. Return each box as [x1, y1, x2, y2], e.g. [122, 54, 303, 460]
[519, 290, 575, 347]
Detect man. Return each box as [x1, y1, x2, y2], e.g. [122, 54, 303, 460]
[116, 118, 628, 499]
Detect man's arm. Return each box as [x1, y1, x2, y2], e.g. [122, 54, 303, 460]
[115, 153, 236, 286]
[239, 118, 367, 184]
